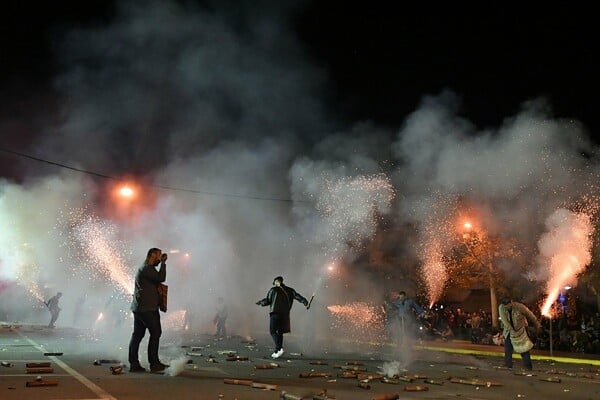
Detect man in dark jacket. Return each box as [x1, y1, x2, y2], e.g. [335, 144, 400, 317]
[128, 248, 169, 373]
[256, 276, 309, 358]
[45, 292, 62, 328]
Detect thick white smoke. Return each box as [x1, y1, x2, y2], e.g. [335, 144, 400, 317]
[0, 1, 598, 362]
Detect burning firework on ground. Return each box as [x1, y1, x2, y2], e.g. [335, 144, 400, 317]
[327, 302, 386, 342]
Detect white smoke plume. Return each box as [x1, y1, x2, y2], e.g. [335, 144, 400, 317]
[0, 1, 599, 361]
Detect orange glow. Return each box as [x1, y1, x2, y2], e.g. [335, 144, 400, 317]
[463, 222, 472, 230]
[118, 186, 135, 198]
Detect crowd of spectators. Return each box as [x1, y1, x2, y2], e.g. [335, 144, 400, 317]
[419, 303, 600, 354]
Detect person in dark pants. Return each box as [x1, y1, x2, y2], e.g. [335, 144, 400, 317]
[256, 276, 309, 359]
[45, 292, 62, 328]
[498, 296, 541, 370]
[128, 248, 169, 373]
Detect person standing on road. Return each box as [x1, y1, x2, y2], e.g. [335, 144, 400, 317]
[128, 248, 169, 373]
[213, 297, 228, 338]
[384, 290, 427, 345]
[498, 296, 542, 370]
[45, 292, 62, 328]
[256, 276, 309, 359]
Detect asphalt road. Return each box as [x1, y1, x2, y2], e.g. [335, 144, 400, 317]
[1, 323, 599, 400]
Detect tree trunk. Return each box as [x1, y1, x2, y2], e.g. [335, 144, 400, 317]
[489, 265, 499, 328]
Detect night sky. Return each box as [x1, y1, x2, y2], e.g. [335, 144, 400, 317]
[1, 1, 599, 327]
[1, 2, 598, 178]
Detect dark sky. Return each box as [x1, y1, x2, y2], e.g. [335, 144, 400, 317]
[1, 1, 598, 175]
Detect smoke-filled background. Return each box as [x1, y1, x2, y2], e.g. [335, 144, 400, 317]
[1, 1, 599, 358]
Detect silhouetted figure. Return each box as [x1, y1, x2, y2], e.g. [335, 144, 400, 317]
[128, 248, 169, 373]
[45, 292, 62, 328]
[214, 297, 228, 338]
[256, 276, 309, 359]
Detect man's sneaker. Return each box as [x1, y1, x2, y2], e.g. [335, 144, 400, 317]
[271, 352, 279, 358]
[129, 364, 146, 373]
[150, 362, 169, 373]
[271, 348, 284, 359]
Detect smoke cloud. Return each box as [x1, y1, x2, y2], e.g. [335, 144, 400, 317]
[0, 0, 598, 361]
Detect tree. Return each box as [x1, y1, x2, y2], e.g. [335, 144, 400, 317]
[446, 226, 521, 328]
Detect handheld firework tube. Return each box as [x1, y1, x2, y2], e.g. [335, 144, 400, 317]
[299, 371, 332, 378]
[255, 364, 277, 369]
[26, 367, 54, 374]
[339, 365, 366, 371]
[371, 395, 399, 400]
[280, 391, 304, 400]
[404, 385, 429, 392]
[252, 382, 278, 390]
[226, 356, 248, 361]
[539, 377, 561, 383]
[307, 294, 314, 309]
[357, 373, 385, 380]
[26, 362, 50, 368]
[338, 371, 359, 378]
[358, 381, 371, 389]
[449, 377, 502, 386]
[223, 378, 253, 386]
[26, 380, 59, 387]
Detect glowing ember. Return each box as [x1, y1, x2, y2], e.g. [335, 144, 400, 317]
[539, 208, 593, 316]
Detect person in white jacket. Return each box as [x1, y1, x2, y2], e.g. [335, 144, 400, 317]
[498, 296, 541, 370]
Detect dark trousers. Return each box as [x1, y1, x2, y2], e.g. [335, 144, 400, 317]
[215, 318, 226, 337]
[269, 313, 285, 351]
[128, 310, 162, 366]
[504, 335, 533, 370]
[49, 310, 60, 328]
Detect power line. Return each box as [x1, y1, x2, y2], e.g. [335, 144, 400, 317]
[0, 146, 311, 204]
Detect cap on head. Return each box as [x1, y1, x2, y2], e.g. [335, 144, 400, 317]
[273, 276, 283, 285]
[501, 296, 511, 305]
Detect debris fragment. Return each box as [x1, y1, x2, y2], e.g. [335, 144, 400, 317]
[370, 394, 399, 400]
[539, 377, 561, 383]
[358, 381, 371, 389]
[1, 361, 14, 367]
[26, 367, 54, 374]
[27, 362, 51, 368]
[43, 352, 63, 356]
[310, 361, 328, 365]
[404, 385, 428, 392]
[223, 378, 253, 386]
[280, 391, 304, 400]
[299, 372, 332, 378]
[110, 365, 124, 375]
[26, 380, 58, 387]
[252, 382, 278, 390]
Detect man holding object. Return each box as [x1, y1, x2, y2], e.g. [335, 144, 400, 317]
[128, 248, 169, 373]
[256, 276, 309, 359]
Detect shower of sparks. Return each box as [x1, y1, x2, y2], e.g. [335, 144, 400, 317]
[422, 239, 447, 308]
[57, 207, 134, 295]
[162, 309, 187, 331]
[327, 302, 386, 342]
[539, 208, 594, 316]
[316, 173, 395, 259]
[417, 194, 457, 308]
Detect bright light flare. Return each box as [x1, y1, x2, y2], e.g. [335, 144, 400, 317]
[463, 222, 472, 230]
[118, 186, 135, 198]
